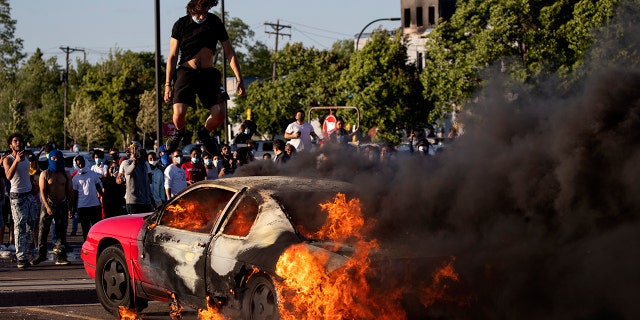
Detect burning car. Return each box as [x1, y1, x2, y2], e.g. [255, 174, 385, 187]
[81, 176, 357, 318]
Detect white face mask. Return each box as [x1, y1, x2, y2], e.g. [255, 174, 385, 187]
[192, 15, 207, 24]
[149, 160, 158, 166]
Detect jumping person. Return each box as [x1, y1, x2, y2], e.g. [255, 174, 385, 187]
[164, 0, 245, 156]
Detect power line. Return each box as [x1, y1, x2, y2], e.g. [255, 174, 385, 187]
[60, 46, 85, 149]
[264, 20, 291, 81]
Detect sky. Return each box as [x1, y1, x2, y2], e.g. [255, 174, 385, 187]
[11, 0, 401, 65]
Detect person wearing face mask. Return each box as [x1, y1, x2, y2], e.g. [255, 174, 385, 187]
[71, 155, 104, 241]
[31, 150, 73, 266]
[120, 142, 152, 214]
[164, 149, 188, 199]
[232, 119, 256, 147]
[203, 152, 223, 180]
[164, 0, 245, 157]
[182, 147, 206, 185]
[90, 149, 108, 180]
[147, 152, 166, 209]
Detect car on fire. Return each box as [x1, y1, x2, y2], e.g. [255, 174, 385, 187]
[81, 176, 355, 318]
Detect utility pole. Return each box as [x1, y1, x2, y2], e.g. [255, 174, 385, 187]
[264, 20, 291, 81]
[154, 0, 163, 151]
[60, 46, 85, 150]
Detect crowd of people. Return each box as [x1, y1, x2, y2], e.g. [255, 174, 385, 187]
[0, 109, 455, 269]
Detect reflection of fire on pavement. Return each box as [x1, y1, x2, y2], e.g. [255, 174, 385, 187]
[118, 306, 140, 320]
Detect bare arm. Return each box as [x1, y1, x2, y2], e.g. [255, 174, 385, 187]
[221, 40, 245, 96]
[4, 151, 24, 180]
[39, 171, 52, 215]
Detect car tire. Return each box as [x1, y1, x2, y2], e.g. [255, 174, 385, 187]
[242, 274, 279, 320]
[95, 245, 141, 315]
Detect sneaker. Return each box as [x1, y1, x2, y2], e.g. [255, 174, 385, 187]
[0, 244, 6, 251]
[197, 127, 220, 156]
[17, 260, 31, 269]
[165, 129, 185, 153]
[30, 255, 47, 266]
[7, 244, 15, 251]
[55, 258, 70, 265]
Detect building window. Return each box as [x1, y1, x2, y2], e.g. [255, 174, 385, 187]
[428, 6, 436, 25]
[416, 7, 423, 27]
[404, 8, 411, 28]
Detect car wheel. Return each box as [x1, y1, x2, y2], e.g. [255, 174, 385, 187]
[242, 274, 279, 320]
[95, 245, 137, 315]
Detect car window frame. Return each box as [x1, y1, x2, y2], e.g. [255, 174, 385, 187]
[153, 184, 245, 235]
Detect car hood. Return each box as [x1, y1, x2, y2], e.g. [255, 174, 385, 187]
[89, 213, 150, 239]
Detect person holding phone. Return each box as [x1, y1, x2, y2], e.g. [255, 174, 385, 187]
[3, 133, 38, 269]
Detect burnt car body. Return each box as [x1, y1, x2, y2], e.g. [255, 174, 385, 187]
[81, 176, 354, 318]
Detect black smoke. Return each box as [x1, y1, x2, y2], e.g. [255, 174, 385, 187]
[234, 3, 640, 319]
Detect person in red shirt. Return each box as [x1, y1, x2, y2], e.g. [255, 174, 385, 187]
[181, 147, 206, 185]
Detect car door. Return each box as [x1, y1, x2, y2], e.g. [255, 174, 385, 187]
[140, 185, 236, 307]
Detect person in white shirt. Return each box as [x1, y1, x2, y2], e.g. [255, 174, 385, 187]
[90, 150, 108, 180]
[164, 149, 188, 199]
[71, 155, 103, 241]
[284, 109, 319, 152]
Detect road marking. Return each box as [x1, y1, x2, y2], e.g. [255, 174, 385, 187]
[24, 307, 102, 320]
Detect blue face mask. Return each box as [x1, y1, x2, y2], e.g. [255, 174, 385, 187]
[48, 151, 65, 172]
[204, 159, 213, 166]
[191, 157, 201, 164]
[244, 129, 250, 135]
[95, 158, 102, 165]
[192, 15, 207, 24]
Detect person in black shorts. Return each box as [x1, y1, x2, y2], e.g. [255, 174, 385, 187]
[163, 0, 245, 156]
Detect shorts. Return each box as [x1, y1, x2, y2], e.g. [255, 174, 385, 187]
[172, 66, 230, 108]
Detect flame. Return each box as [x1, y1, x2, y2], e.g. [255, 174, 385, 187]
[169, 292, 184, 319]
[118, 306, 140, 320]
[275, 193, 406, 319]
[420, 257, 473, 309]
[198, 296, 228, 320]
[163, 199, 220, 231]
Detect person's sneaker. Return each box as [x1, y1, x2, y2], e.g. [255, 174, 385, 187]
[165, 129, 185, 153]
[17, 260, 31, 269]
[30, 255, 47, 266]
[55, 258, 70, 265]
[197, 127, 220, 156]
[7, 244, 15, 251]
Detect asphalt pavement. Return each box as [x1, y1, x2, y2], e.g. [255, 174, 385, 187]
[0, 226, 97, 307]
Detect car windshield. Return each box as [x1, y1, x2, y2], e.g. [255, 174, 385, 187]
[272, 190, 356, 240]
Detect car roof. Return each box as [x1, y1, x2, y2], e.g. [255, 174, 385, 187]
[191, 175, 353, 194]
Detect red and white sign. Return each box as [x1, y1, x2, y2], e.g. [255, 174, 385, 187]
[163, 122, 176, 137]
[322, 114, 337, 138]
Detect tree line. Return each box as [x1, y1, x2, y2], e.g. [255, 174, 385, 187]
[0, 0, 633, 150]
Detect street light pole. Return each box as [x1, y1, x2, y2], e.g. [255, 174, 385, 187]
[355, 17, 401, 51]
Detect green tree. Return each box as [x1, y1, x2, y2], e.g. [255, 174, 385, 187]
[421, 0, 618, 120]
[338, 30, 429, 144]
[232, 42, 351, 138]
[80, 49, 157, 149]
[66, 96, 106, 150]
[17, 49, 65, 146]
[0, 0, 25, 79]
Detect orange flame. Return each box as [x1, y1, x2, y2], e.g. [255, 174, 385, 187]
[169, 292, 184, 319]
[163, 199, 220, 232]
[118, 306, 140, 320]
[275, 193, 406, 319]
[420, 257, 472, 309]
[198, 296, 228, 320]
